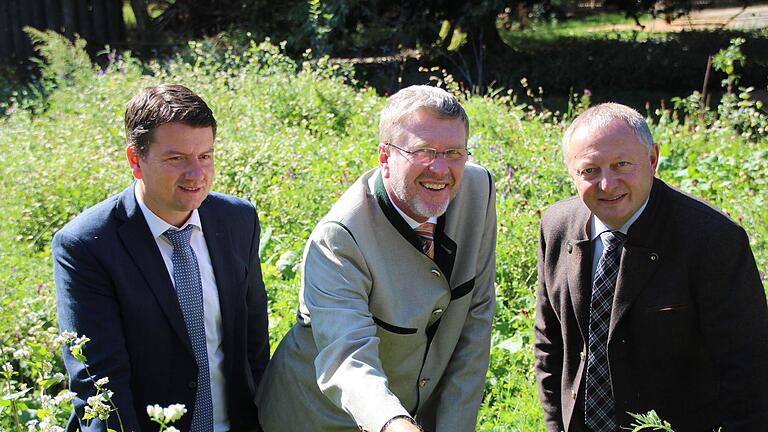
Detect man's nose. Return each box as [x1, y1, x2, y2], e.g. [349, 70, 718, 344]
[185, 158, 205, 178]
[428, 153, 450, 173]
[599, 170, 617, 190]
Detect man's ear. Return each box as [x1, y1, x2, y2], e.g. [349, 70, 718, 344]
[649, 143, 660, 174]
[126, 146, 144, 180]
[378, 143, 391, 178]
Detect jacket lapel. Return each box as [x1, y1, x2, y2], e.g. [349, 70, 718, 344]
[115, 185, 193, 355]
[434, 214, 457, 282]
[609, 179, 665, 340]
[374, 172, 458, 282]
[567, 207, 593, 341]
[374, 172, 422, 252]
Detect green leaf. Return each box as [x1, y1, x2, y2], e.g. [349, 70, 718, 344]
[495, 335, 523, 353]
[2, 387, 33, 401]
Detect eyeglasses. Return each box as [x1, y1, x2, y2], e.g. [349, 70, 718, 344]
[386, 143, 471, 165]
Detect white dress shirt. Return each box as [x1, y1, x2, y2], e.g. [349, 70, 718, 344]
[589, 198, 649, 281]
[135, 185, 229, 432]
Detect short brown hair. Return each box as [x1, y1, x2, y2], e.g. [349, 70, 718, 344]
[124, 84, 217, 157]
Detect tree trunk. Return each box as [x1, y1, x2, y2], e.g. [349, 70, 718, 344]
[18, 0, 35, 58]
[76, 0, 93, 42]
[130, 0, 153, 39]
[44, 0, 62, 32]
[91, 0, 107, 46]
[61, 0, 78, 38]
[0, 0, 12, 58]
[105, 0, 125, 44]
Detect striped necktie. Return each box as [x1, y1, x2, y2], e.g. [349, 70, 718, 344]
[415, 222, 436, 259]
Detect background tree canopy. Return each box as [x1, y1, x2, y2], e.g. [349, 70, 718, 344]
[2, 0, 767, 109]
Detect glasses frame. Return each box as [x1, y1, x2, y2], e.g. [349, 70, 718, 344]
[386, 143, 471, 165]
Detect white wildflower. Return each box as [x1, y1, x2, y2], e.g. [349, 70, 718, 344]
[146, 404, 164, 421]
[55, 331, 78, 345]
[25, 419, 39, 432]
[13, 348, 30, 359]
[163, 404, 187, 422]
[52, 390, 77, 405]
[72, 335, 90, 347]
[85, 394, 111, 420]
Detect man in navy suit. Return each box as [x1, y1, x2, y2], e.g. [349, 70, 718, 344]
[53, 84, 269, 432]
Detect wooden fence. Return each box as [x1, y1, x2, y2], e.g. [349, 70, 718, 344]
[0, 0, 126, 60]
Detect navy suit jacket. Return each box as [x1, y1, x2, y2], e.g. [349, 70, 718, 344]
[53, 185, 269, 432]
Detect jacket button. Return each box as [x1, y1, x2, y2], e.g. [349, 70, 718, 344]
[188, 380, 197, 389]
[650, 253, 659, 261]
[567, 242, 573, 253]
[419, 378, 429, 388]
[430, 269, 441, 278]
[571, 390, 577, 400]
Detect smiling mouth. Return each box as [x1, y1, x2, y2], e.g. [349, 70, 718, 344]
[179, 186, 202, 192]
[600, 194, 626, 202]
[421, 182, 448, 191]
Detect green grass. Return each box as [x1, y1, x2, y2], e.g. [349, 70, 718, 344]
[0, 31, 765, 431]
[500, 11, 659, 47]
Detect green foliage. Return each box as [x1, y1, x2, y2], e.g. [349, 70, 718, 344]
[712, 37, 746, 91]
[24, 28, 94, 95]
[625, 410, 676, 431]
[0, 31, 766, 430]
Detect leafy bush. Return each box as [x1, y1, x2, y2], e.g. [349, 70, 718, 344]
[0, 30, 765, 431]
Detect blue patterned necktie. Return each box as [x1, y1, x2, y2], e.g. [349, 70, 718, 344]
[163, 226, 213, 432]
[585, 230, 626, 432]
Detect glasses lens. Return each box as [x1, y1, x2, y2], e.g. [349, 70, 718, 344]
[444, 149, 466, 160]
[411, 148, 436, 164]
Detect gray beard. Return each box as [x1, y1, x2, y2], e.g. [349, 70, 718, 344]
[391, 180, 450, 219]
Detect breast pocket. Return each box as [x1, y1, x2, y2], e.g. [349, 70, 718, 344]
[643, 303, 696, 358]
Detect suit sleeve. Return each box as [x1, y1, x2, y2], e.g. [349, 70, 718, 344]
[245, 207, 270, 388]
[53, 230, 142, 432]
[432, 172, 497, 432]
[533, 220, 566, 432]
[697, 223, 768, 429]
[302, 222, 411, 432]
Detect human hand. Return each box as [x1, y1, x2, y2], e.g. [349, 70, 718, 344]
[381, 417, 422, 432]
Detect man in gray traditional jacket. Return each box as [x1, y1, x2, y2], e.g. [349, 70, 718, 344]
[257, 85, 497, 432]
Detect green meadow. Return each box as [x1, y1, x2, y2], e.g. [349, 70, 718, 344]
[0, 31, 765, 431]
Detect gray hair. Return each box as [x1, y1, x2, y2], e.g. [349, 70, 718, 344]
[378, 85, 469, 145]
[561, 102, 654, 160]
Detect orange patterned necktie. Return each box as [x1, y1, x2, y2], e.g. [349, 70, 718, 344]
[415, 222, 436, 259]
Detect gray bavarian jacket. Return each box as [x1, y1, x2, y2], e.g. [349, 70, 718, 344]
[257, 164, 497, 432]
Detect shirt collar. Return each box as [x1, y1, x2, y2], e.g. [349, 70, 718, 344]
[134, 182, 202, 239]
[590, 196, 649, 241]
[378, 182, 437, 229]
